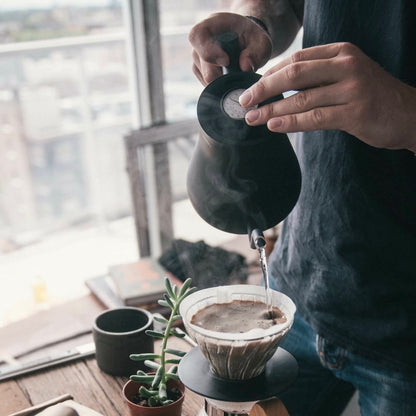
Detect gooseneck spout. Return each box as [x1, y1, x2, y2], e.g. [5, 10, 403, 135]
[249, 228, 266, 250]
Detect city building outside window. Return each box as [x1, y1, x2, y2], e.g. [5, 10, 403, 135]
[0, 0, 236, 326]
[0, 0, 301, 326]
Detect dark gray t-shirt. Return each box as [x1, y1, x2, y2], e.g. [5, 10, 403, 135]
[269, 0, 416, 373]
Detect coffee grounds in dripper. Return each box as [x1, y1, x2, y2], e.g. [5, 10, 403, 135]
[190, 299, 286, 333]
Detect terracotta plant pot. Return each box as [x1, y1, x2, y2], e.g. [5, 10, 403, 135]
[122, 379, 185, 416]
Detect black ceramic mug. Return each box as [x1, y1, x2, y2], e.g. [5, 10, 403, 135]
[93, 307, 153, 376]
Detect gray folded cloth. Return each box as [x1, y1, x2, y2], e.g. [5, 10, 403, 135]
[158, 239, 248, 288]
[9, 395, 103, 416]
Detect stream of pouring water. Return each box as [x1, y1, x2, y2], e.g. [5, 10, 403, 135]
[258, 246, 274, 317]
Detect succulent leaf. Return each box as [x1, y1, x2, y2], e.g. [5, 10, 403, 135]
[153, 315, 168, 324]
[138, 386, 158, 397]
[128, 277, 193, 407]
[163, 293, 175, 309]
[180, 286, 197, 301]
[178, 278, 192, 297]
[171, 328, 186, 338]
[148, 396, 160, 407]
[165, 348, 186, 357]
[158, 299, 170, 308]
[129, 353, 160, 361]
[145, 330, 165, 339]
[167, 365, 178, 374]
[158, 382, 167, 400]
[130, 375, 154, 383]
[165, 277, 176, 300]
[144, 360, 160, 370]
[151, 366, 163, 389]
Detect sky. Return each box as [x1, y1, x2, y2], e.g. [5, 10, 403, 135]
[0, 0, 120, 11]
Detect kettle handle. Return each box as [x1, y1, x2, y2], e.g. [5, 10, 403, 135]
[216, 31, 241, 74]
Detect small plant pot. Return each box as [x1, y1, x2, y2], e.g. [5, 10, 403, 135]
[122, 379, 185, 416]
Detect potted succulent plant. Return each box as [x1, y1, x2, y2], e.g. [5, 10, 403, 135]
[122, 277, 195, 416]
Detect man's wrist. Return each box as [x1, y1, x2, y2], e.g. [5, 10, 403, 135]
[245, 16, 270, 36]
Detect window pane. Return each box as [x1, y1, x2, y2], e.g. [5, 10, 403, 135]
[0, 0, 123, 43]
[0, 45, 132, 232]
[159, 0, 234, 216]
[0, 0, 137, 325]
[159, 0, 234, 121]
[0, 0, 248, 326]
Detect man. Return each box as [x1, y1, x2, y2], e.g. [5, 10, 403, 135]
[189, 1, 416, 415]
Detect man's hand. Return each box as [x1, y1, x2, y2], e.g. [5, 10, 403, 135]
[188, 12, 272, 85]
[240, 42, 416, 152]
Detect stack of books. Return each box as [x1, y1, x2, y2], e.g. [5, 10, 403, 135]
[85, 258, 182, 311]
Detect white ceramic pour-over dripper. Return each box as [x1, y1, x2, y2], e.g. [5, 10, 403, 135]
[179, 285, 296, 380]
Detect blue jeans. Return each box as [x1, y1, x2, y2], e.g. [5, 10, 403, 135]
[277, 311, 416, 415]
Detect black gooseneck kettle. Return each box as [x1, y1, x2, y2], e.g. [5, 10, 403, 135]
[187, 32, 302, 248]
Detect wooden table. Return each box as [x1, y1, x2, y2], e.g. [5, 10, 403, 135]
[0, 236, 270, 415]
[1, 352, 204, 416]
[0, 295, 204, 416]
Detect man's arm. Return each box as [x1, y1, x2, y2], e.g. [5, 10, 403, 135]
[188, 1, 304, 85]
[231, 0, 303, 57]
[239, 42, 416, 153]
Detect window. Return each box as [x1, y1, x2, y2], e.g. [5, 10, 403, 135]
[0, 0, 302, 326]
[0, 0, 235, 326]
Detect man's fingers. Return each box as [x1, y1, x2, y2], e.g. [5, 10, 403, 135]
[240, 58, 344, 107]
[239, 48, 255, 72]
[245, 83, 348, 125]
[192, 62, 205, 85]
[189, 23, 229, 65]
[200, 60, 223, 84]
[263, 43, 345, 78]
[192, 48, 223, 85]
[194, 37, 228, 84]
[191, 50, 205, 84]
[267, 105, 348, 133]
[189, 22, 229, 84]
[238, 30, 272, 72]
[189, 13, 272, 85]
